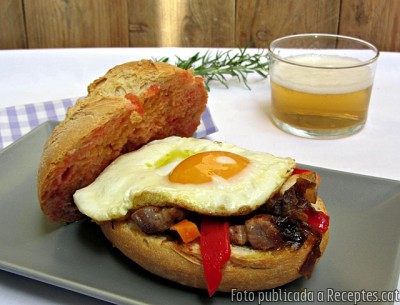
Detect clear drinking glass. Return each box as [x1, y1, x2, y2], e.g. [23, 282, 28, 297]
[268, 34, 379, 138]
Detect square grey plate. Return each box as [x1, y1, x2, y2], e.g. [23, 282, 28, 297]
[1, 121, 399, 305]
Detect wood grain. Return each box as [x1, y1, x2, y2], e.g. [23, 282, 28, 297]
[0, 0, 399, 51]
[127, 0, 235, 47]
[236, 0, 341, 48]
[24, 0, 129, 48]
[0, 0, 26, 49]
[339, 0, 400, 51]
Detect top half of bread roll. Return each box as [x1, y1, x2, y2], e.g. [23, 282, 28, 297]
[38, 59, 208, 223]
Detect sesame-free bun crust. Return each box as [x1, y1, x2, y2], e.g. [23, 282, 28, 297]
[100, 198, 329, 292]
[38, 60, 208, 223]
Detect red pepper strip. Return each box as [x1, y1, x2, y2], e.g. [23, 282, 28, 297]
[200, 217, 231, 297]
[305, 208, 330, 234]
[292, 168, 311, 175]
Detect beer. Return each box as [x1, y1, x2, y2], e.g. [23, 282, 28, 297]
[270, 54, 374, 137]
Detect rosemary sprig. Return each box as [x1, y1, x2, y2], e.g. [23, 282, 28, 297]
[154, 48, 270, 91]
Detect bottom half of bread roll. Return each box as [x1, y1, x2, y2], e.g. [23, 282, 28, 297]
[99, 197, 329, 293]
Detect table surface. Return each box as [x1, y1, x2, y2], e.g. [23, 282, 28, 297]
[0, 48, 399, 304]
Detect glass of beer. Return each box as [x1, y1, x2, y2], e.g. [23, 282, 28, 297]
[268, 34, 379, 138]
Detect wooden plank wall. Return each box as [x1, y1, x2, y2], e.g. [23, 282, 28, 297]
[1, 0, 399, 51]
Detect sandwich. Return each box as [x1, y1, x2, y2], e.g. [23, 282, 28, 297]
[73, 136, 330, 296]
[38, 59, 329, 296]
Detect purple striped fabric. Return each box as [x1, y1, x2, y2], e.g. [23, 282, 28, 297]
[0, 97, 217, 150]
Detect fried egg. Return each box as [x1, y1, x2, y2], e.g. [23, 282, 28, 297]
[73, 136, 295, 222]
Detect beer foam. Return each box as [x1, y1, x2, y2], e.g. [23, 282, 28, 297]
[271, 55, 374, 94]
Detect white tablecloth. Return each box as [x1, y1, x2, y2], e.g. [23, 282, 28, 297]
[0, 48, 399, 304]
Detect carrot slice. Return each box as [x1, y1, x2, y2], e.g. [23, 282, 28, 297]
[170, 219, 200, 243]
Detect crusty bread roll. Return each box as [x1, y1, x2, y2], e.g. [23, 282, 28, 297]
[38, 60, 208, 223]
[100, 198, 329, 292]
[87, 60, 208, 150]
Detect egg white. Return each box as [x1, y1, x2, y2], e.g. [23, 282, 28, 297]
[73, 136, 295, 222]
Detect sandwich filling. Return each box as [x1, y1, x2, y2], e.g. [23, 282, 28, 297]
[125, 169, 329, 296]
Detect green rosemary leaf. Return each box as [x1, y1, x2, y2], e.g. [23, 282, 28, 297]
[153, 48, 269, 91]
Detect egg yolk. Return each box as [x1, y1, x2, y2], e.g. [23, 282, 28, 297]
[168, 151, 250, 184]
